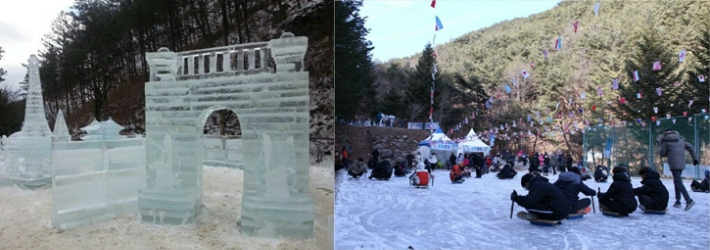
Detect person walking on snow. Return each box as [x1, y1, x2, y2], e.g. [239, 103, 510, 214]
[658, 129, 699, 210]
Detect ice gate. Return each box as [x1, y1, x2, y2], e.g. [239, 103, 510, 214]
[139, 33, 313, 238]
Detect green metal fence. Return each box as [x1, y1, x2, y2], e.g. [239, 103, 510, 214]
[583, 114, 710, 178]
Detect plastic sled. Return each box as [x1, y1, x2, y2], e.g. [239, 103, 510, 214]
[643, 209, 667, 215]
[691, 188, 709, 193]
[567, 214, 584, 220]
[529, 219, 563, 226]
[452, 179, 465, 184]
[601, 210, 628, 217]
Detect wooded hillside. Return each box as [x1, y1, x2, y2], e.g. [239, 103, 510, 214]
[370, 0, 709, 153]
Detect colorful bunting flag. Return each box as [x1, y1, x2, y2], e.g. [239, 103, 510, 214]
[656, 87, 662, 96]
[683, 111, 687, 117]
[594, 2, 600, 16]
[592, 105, 597, 111]
[673, 82, 680, 88]
[612, 79, 619, 90]
[653, 107, 658, 114]
[689, 100, 693, 107]
[555, 36, 562, 50]
[531, 60, 535, 69]
[679, 49, 686, 62]
[652, 61, 662, 71]
[597, 86, 603, 96]
[430, 0, 436, 8]
[543, 49, 549, 59]
[505, 84, 512, 93]
[619, 97, 626, 104]
[636, 93, 643, 99]
[700, 75, 706, 82]
[666, 113, 671, 119]
[688, 117, 692, 122]
[573, 21, 579, 33]
[435, 16, 444, 31]
[513, 77, 517, 86]
[633, 71, 640, 82]
[522, 70, 530, 79]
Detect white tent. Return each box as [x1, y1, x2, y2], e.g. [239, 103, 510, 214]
[459, 139, 491, 155]
[418, 127, 457, 162]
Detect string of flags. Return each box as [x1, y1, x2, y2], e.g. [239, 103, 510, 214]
[440, 1, 709, 140]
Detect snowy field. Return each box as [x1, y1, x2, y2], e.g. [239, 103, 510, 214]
[0, 163, 333, 250]
[335, 168, 710, 250]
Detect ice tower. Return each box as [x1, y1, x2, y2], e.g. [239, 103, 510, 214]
[138, 33, 314, 239]
[0, 55, 52, 187]
[52, 110, 71, 142]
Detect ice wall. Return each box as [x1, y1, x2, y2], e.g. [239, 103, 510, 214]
[51, 139, 146, 229]
[0, 55, 52, 187]
[139, 33, 314, 239]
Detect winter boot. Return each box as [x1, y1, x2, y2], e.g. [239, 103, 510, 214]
[673, 201, 681, 208]
[685, 200, 695, 211]
[517, 211, 538, 220]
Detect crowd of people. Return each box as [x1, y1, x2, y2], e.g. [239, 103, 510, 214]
[339, 129, 704, 220]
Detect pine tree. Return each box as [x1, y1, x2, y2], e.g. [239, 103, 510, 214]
[378, 87, 405, 118]
[334, 0, 374, 120]
[614, 26, 682, 124]
[686, 20, 710, 114]
[405, 43, 442, 122]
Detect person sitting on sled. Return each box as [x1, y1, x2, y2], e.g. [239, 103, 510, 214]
[450, 163, 464, 183]
[410, 162, 433, 186]
[497, 163, 517, 179]
[554, 168, 596, 215]
[461, 163, 472, 178]
[594, 165, 608, 182]
[369, 157, 393, 180]
[633, 167, 669, 211]
[348, 158, 368, 179]
[597, 167, 637, 216]
[393, 161, 407, 177]
[511, 173, 569, 221]
[690, 170, 710, 192]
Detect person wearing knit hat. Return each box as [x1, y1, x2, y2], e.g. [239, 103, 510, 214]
[597, 166, 637, 215]
[511, 173, 569, 221]
[410, 162, 434, 187]
[633, 167, 669, 211]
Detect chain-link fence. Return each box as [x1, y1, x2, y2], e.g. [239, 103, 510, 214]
[584, 114, 710, 178]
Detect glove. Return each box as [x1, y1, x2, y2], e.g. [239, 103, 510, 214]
[693, 160, 699, 166]
[510, 190, 518, 201]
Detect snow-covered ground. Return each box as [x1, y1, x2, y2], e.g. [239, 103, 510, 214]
[335, 169, 710, 250]
[0, 163, 333, 250]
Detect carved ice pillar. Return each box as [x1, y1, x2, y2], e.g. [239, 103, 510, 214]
[239, 33, 314, 239]
[138, 49, 200, 225]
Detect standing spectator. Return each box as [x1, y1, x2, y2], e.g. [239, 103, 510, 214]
[430, 153, 439, 171]
[566, 153, 574, 171]
[341, 147, 349, 169]
[449, 152, 457, 170]
[558, 153, 567, 173]
[407, 153, 415, 170]
[659, 129, 699, 210]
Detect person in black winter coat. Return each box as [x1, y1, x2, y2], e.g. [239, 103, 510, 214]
[529, 152, 540, 173]
[369, 158, 393, 180]
[565, 154, 574, 171]
[511, 173, 569, 220]
[598, 167, 638, 216]
[474, 153, 484, 178]
[554, 168, 596, 214]
[497, 164, 517, 179]
[372, 148, 380, 165]
[690, 170, 709, 192]
[633, 167, 669, 211]
[393, 161, 407, 177]
[594, 165, 608, 182]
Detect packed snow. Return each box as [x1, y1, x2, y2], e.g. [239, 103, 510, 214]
[0, 163, 333, 250]
[335, 168, 710, 250]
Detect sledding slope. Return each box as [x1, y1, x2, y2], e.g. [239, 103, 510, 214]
[335, 170, 709, 250]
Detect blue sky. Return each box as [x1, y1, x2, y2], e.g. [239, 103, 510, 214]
[360, 0, 563, 63]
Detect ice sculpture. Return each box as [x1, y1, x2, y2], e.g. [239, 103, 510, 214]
[138, 33, 314, 239]
[0, 55, 52, 187]
[51, 137, 146, 229]
[80, 117, 125, 141]
[52, 110, 71, 142]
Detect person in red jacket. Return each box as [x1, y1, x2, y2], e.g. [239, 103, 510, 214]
[450, 163, 464, 183]
[341, 147, 349, 169]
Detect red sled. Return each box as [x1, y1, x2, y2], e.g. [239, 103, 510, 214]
[411, 171, 432, 188]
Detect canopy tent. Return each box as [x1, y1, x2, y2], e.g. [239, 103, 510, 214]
[459, 139, 491, 155]
[463, 128, 478, 141]
[418, 127, 457, 151]
[418, 127, 457, 163]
